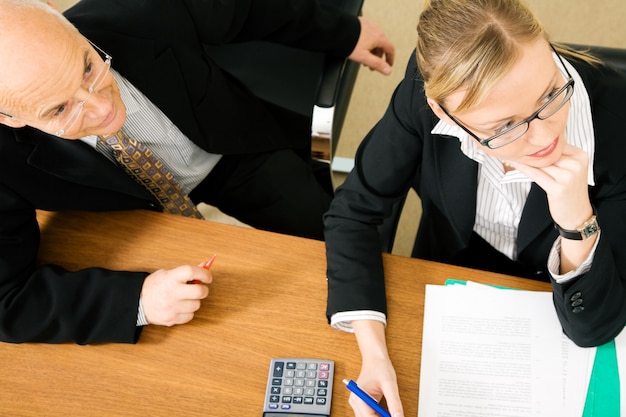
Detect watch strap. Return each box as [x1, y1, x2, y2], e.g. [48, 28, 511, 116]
[555, 215, 600, 241]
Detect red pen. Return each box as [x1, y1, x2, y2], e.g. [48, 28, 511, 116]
[188, 254, 217, 284]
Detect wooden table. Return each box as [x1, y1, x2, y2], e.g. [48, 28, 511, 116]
[1, 210, 551, 416]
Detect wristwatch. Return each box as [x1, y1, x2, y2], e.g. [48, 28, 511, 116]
[554, 215, 600, 240]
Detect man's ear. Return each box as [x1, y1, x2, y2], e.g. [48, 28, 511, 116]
[426, 98, 451, 123]
[0, 113, 26, 128]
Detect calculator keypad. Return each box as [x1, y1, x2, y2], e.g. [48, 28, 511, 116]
[264, 358, 334, 416]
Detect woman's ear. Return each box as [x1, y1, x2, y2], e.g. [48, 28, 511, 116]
[427, 98, 451, 123]
[0, 113, 26, 128]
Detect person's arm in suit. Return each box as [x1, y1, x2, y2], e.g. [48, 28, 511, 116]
[324, 58, 426, 325]
[0, 182, 148, 344]
[180, 0, 394, 74]
[547, 61, 626, 347]
[323, 56, 427, 417]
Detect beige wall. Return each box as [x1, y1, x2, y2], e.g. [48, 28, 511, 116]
[52, 0, 75, 10]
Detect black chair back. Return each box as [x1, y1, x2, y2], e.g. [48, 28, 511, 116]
[567, 44, 626, 74]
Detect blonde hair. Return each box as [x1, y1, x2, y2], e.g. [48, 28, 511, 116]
[417, 0, 598, 112]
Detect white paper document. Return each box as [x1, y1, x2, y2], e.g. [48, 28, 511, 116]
[418, 283, 595, 417]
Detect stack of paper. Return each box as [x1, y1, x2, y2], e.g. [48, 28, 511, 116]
[418, 282, 596, 416]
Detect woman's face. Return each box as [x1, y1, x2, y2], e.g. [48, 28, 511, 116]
[435, 38, 569, 168]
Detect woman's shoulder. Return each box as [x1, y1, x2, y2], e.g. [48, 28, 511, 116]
[570, 57, 626, 95]
[387, 51, 437, 131]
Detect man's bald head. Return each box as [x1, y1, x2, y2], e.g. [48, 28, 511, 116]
[0, 1, 126, 138]
[0, 0, 81, 114]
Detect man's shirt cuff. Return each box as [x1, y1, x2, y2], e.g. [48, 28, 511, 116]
[137, 299, 149, 327]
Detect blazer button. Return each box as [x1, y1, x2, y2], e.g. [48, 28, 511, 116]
[572, 306, 585, 313]
[570, 292, 582, 302]
[571, 298, 583, 307]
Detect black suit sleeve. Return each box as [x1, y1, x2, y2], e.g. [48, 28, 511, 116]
[70, 0, 360, 58]
[551, 236, 626, 347]
[63, 0, 361, 56]
[324, 58, 426, 321]
[0, 184, 147, 344]
[549, 62, 626, 347]
[182, 0, 361, 57]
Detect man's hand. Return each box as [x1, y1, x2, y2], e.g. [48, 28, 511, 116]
[348, 16, 395, 75]
[141, 265, 213, 326]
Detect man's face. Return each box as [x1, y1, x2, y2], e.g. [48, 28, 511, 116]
[0, 9, 126, 139]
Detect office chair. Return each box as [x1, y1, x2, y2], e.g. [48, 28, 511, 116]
[566, 44, 626, 72]
[377, 43, 626, 253]
[203, 0, 364, 191]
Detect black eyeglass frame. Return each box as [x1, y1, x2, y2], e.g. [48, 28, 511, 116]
[439, 45, 575, 149]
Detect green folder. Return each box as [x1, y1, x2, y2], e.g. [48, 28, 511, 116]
[584, 340, 620, 416]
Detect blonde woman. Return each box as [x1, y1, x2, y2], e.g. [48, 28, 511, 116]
[324, 0, 626, 415]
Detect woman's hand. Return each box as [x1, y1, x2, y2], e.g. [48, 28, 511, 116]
[507, 143, 592, 229]
[506, 144, 596, 273]
[350, 320, 404, 417]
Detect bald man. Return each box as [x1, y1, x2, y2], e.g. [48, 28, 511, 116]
[0, 0, 394, 344]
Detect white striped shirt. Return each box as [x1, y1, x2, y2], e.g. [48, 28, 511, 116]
[331, 52, 599, 332]
[81, 69, 222, 194]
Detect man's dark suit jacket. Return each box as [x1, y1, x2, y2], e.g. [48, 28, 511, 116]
[0, 0, 359, 344]
[325, 52, 626, 348]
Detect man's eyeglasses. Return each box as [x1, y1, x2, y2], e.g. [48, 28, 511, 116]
[54, 41, 112, 137]
[439, 45, 574, 149]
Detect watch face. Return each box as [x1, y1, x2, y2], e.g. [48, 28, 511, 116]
[582, 221, 599, 239]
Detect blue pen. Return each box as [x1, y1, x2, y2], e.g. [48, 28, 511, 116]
[342, 379, 392, 417]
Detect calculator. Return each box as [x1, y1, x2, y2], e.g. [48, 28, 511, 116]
[262, 358, 334, 417]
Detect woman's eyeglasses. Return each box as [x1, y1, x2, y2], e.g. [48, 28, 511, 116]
[439, 45, 574, 149]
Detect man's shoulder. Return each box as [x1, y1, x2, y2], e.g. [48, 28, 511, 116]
[64, 0, 165, 36]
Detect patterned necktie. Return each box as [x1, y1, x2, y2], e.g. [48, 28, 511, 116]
[98, 131, 203, 219]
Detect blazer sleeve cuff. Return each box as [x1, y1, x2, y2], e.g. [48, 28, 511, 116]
[548, 232, 600, 284]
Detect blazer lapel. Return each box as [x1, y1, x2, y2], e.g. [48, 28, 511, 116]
[517, 183, 554, 259]
[432, 136, 478, 247]
[19, 130, 150, 199]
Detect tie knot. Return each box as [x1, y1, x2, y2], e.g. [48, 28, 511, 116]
[98, 130, 126, 147]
